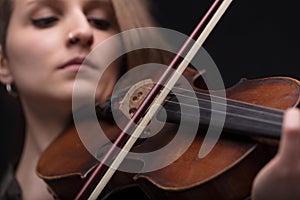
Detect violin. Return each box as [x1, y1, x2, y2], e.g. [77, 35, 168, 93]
[36, 0, 300, 199]
[36, 71, 300, 199]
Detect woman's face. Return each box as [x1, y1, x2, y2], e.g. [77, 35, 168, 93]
[1, 0, 121, 104]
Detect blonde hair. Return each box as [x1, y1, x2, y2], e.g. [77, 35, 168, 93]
[111, 0, 172, 70]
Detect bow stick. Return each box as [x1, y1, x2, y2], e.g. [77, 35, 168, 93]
[75, 0, 233, 199]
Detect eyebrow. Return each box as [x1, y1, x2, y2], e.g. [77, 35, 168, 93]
[27, 0, 54, 5]
[27, 0, 110, 5]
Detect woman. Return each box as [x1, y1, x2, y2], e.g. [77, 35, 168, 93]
[0, 0, 169, 199]
[0, 0, 299, 199]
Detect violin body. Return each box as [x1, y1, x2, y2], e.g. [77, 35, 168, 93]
[36, 69, 300, 199]
[133, 76, 300, 200]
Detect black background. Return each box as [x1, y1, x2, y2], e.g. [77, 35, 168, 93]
[152, 0, 300, 87]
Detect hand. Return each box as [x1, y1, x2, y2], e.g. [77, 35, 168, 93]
[252, 108, 300, 200]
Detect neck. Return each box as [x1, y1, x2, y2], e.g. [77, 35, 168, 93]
[22, 97, 72, 152]
[16, 97, 72, 200]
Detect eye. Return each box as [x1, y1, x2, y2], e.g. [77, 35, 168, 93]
[88, 18, 111, 30]
[31, 17, 58, 28]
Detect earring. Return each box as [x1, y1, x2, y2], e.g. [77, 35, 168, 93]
[6, 83, 18, 97]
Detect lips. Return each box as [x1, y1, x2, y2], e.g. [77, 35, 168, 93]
[59, 57, 96, 71]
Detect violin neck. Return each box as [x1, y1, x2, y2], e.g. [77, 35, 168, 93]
[159, 92, 283, 140]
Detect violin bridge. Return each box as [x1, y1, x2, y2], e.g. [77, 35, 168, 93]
[119, 79, 155, 119]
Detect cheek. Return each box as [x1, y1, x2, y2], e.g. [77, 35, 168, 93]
[93, 32, 123, 63]
[6, 29, 59, 67]
[5, 27, 62, 87]
[92, 34, 123, 102]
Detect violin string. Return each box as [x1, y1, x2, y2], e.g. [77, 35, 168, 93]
[143, 85, 283, 116]
[163, 99, 282, 126]
[173, 88, 283, 118]
[141, 85, 283, 126]
[174, 86, 283, 115]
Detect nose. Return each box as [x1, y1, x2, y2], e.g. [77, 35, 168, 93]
[67, 14, 94, 48]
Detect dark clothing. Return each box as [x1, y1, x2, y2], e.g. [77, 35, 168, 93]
[0, 87, 24, 200]
[0, 164, 22, 200]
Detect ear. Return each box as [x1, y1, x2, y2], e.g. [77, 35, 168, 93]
[0, 45, 13, 84]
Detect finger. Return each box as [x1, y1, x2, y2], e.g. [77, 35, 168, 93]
[278, 108, 300, 163]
